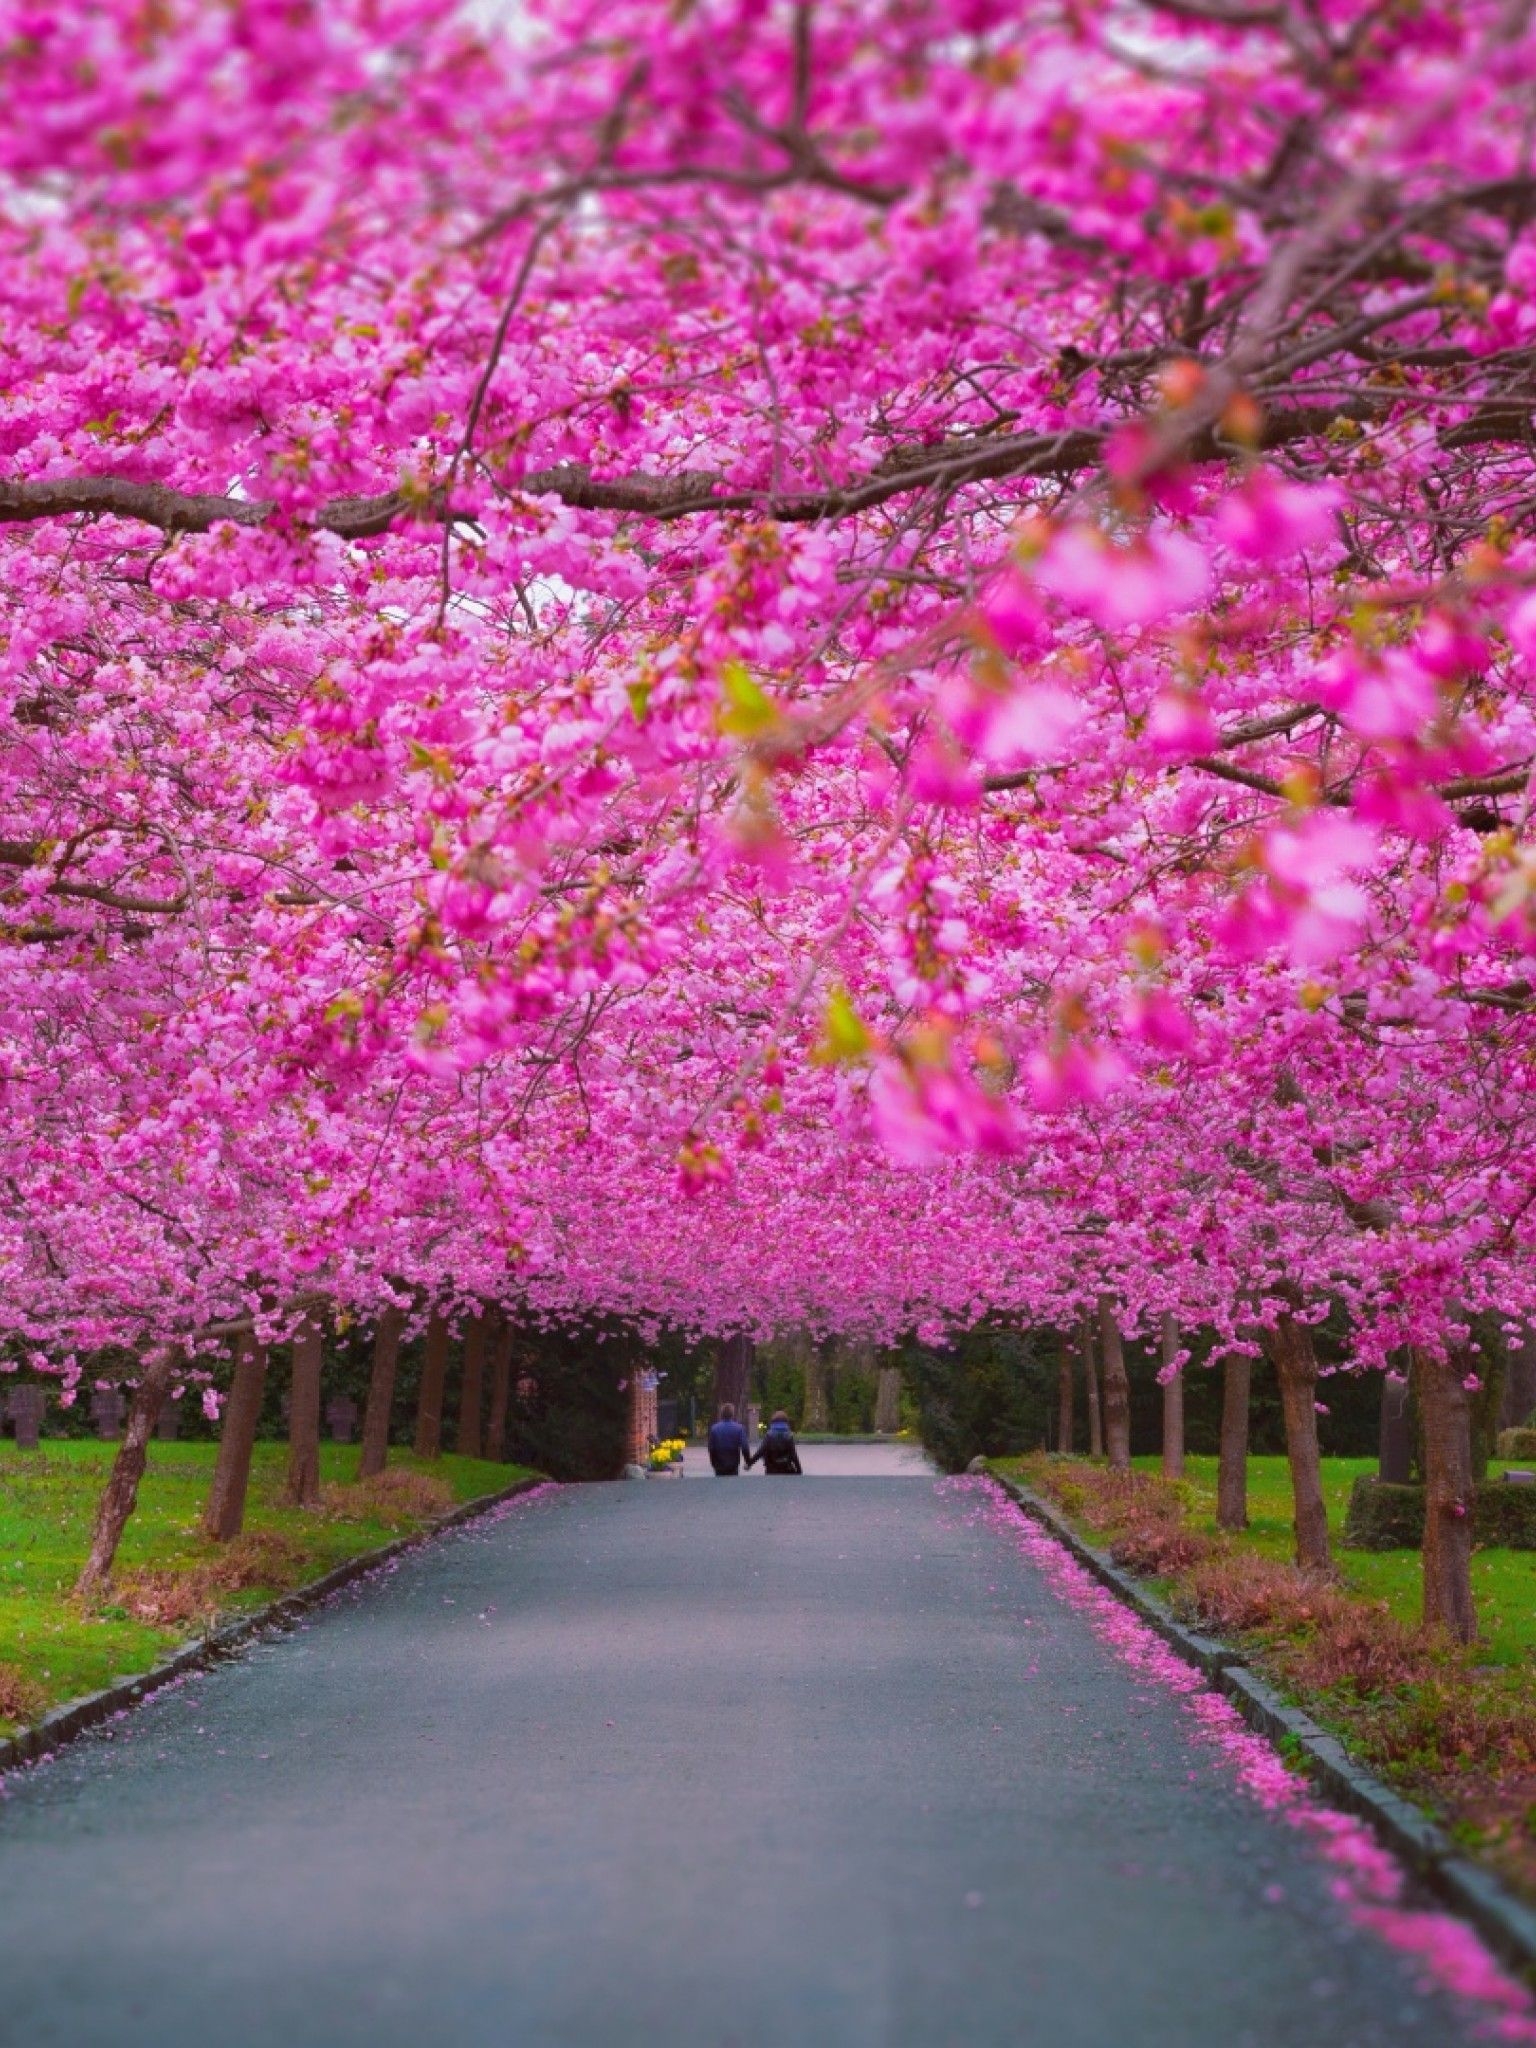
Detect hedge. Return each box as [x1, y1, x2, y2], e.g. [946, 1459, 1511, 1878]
[1344, 1474, 1536, 1551]
[1496, 1427, 1536, 1460]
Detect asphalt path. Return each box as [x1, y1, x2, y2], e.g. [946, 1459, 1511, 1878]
[0, 1473, 1507, 2048]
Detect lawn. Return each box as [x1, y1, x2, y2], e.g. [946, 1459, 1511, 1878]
[0, 1440, 536, 1736]
[1136, 1453, 1536, 1665]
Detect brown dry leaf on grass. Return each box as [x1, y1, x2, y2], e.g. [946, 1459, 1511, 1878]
[0, 1661, 45, 1722]
[339, 1469, 454, 1523]
[116, 1530, 309, 1627]
[112, 1472, 455, 1625]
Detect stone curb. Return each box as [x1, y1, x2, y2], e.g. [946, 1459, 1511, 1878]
[0, 1474, 547, 1779]
[990, 1471, 1536, 1982]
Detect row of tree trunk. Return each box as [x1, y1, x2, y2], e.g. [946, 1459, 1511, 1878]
[77, 1304, 519, 1598]
[1055, 1298, 1480, 1643]
[722, 1331, 902, 1434]
[78, 1299, 1484, 1647]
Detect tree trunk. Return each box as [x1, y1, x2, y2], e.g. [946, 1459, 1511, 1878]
[1416, 1345, 1477, 1643]
[456, 1312, 486, 1458]
[414, 1309, 449, 1458]
[358, 1306, 403, 1481]
[1216, 1353, 1250, 1531]
[1264, 1311, 1332, 1572]
[803, 1338, 832, 1431]
[873, 1364, 901, 1434]
[286, 1317, 324, 1507]
[76, 1348, 177, 1598]
[1082, 1309, 1103, 1459]
[1379, 1370, 1413, 1483]
[1057, 1329, 1075, 1455]
[1160, 1313, 1185, 1481]
[1098, 1296, 1131, 1472]
[485, 1315, 512, 1461]
[714, 1333, 753, 1418]
[202, 1335, 269, 1540]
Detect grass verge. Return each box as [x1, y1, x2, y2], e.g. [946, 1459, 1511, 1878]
[992, 1452, 1536, 1901]
[0, 1440, 537, 1736]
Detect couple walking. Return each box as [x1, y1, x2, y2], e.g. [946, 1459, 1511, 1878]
[707, 1404, 803, 1477]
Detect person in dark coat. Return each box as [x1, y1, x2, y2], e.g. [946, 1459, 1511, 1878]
[749, 1410, 803, 1475]
[707, 1403, 751, 1476]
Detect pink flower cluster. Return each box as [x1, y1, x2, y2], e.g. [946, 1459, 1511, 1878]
[0, 0, 1530, 1383]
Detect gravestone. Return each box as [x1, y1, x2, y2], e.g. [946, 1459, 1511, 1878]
[325, 1393, 358, 1444]
[8, 1385, 46, 1450]
[1378, 1371, 1412, 1485]
[91, 1388, 125, 1440]
[1501, 1328, 1536, 1430]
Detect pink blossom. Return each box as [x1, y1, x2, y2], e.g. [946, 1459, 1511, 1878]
[976, 683, 1086, 769]
[1213, 474, 1341, 563]
[1033, 525, 1212, 628]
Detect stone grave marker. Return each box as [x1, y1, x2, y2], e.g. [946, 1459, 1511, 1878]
[8, 1385, 46, 1450]
[91, 1388, 125, 1440]
[325, 1393, 358, 1443]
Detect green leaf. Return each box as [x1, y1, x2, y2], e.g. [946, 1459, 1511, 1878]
[717, 659, 780, 739]
[813, 986, 874, 1065]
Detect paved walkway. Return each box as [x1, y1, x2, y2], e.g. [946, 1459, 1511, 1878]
[0, 1477, 1509, 2047]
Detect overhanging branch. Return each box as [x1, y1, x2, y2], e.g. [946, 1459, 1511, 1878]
[0, 407, 1373, 541]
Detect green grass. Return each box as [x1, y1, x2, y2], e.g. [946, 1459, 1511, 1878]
[1130, 1453, 1536, 1665]
[0, 1440, 536, 1733]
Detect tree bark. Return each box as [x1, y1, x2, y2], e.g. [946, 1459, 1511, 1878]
[1379, 1370, 1413, 1483]
[1216, 1353, 1251, 1531]
[1160, 1313, 1185, 1481]
[1098, 1296, 1131, 1472]
[414, 1310, 449, 1459]
[76, 1348, 177, 1598]
[456, 1312, 486, 1458]
[714, 1333, 753, 1418]
[1082, 1309, 1103, 1460]
[357, 1306, 403, 1481]
[803, 1338, 832, 1431]
[1057, 1329, 1075, 1455]
[485, 1315, 512, 1461]
[286, 1317, 324, 1507]
[1416, 1345, 1478, 1643]
[873, 1364, 901, 1434]
[202, 1335, 269, 1540]
[1263, 1311, 1332, 1572]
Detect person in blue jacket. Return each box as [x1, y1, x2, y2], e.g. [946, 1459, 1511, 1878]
[707, 1403, 751, 1476]
[749, 1411, 803, 1475]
